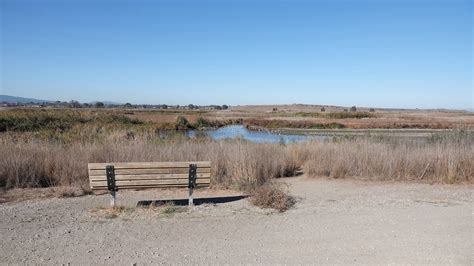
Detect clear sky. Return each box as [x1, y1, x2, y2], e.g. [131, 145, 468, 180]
[1, 0, 472, 109]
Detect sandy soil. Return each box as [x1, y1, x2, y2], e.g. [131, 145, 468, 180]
[1, 177, 472, 264]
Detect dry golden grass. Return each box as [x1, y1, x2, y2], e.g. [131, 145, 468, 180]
[0, 136, 298, 190]
[300, 132, 474, 183]
[1, 129, 472, 194]
[0, 107, 472, 197]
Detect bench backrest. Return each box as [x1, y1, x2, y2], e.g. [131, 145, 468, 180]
[88, 161, 211, 191]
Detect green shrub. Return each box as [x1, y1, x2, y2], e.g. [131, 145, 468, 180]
[243, 119, 345, 129]
[194, 117, 210, 128]
[0, 110, 83, 132]
[0, 109, 146, 132]
[309, 123, 345, 129]
[326, 112, 375, 119]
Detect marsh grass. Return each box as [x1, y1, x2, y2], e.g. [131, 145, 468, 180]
[0, 108, 144, 132]
[302, 131, 473, 183]
[244, 119, 346, 129]
[0, 134, 298, 189]
[0, 122, 472, 192]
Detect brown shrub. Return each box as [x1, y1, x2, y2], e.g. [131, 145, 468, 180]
[250, 182, 296, 212]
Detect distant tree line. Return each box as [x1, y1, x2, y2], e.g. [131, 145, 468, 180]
[3, 101, 378, 113]
[1, 100, 230, 110]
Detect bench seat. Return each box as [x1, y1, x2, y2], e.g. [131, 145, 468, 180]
[87, 161, 211, 206]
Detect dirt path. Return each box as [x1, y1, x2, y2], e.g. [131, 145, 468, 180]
[1, 177, 472, 264]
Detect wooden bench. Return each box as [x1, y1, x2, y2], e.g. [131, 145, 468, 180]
[88, 161, 211, 207]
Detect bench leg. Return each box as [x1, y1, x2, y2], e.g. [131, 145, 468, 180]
[188, 187, 193, 206]
[110, 190, 116, 208]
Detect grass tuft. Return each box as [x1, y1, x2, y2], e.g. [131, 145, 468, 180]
[250, 182, 296, 212]
[91, 205, 131, 219]
[159, 203, 187, 216]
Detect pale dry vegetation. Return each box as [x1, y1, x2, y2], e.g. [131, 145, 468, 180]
[0, 134, 299, 191]
[301, 132, 473, 183]
[1, 108, 472, 196]
[1, 129, 472, 196]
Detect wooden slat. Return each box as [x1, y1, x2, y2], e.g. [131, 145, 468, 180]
[91, 183, 210, 190]
[88, 161, 211, 170]
[91, 178, 211, 188]
[88, 167, 210, 176]
[90, 179, 210, 188]
[92, 179, 210, 186]
[88, 161, 212, 190]
[89, 173, 211, 181]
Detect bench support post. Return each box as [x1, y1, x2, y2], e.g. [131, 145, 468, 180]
[106, 165, 117, 208]
[110, 190, 116, 207]
[188, 187, 193, 206]
[188, 164, 197, 206]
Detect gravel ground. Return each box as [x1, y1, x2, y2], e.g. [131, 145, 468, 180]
[1, 177, 472, 265]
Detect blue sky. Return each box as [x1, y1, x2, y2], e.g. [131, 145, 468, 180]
[1, 0, 472, 108]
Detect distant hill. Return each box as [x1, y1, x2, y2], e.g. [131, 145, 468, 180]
[0, 95, 52, 104]
[1, 95, 121, 105]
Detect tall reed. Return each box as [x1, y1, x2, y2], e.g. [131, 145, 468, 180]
[301, 132, 473, 183]
[0, 130, 472, 191]
[0, 136, 298, 190]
